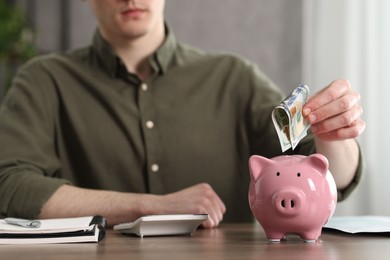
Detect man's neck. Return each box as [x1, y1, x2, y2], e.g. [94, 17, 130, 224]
[104, 25, 165, 81]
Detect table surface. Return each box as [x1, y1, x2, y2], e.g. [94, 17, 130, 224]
[2, 223, 390, 260]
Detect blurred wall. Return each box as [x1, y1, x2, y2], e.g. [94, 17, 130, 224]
[1, 0, 302, 100]
[164, 0, 303, 93]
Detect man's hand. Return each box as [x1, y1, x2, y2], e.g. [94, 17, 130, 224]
[157, 183, 226, 229]
[302, 80, 365, 190]
[303, 80, 366, 141]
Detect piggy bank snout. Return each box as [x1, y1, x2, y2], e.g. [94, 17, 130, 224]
[273, 189, 305, 216]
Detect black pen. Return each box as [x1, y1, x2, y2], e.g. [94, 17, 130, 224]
[4, 218, 41, 228]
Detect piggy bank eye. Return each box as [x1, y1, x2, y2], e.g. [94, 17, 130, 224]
[297, 172, 301, 177]
[276, 172, 281, 176]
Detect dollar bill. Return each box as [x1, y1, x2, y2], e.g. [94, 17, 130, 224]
[272, 84, 310, 152]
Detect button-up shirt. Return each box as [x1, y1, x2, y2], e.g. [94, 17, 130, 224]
[0, 27, 362, 221]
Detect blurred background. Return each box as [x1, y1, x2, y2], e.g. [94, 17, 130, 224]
[0, 0, 389, 218]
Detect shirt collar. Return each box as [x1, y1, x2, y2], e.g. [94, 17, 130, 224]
[154, 24, 177, 74]
[92, 30, 118, 78]
[92, 23, 177, 79]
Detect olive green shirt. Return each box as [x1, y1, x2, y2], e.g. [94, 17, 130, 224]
[0, 27, 363, 221]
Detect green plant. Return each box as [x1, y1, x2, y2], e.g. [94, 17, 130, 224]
[0, 0, 37, 90]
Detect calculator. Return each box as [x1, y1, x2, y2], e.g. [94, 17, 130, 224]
[113, 214, 208, 237]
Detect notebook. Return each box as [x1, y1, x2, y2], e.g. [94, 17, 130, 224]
[0, 216, 106, 244]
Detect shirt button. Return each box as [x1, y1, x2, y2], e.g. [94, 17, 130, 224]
[151, 164, 159, 173]
[141, 83, 148, 91]
[145, 120, 154, 129]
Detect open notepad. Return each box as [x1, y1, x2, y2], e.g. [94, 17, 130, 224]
[0, 216, 106, 244]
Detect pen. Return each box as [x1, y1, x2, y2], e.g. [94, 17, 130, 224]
[4, 217, 41, 228]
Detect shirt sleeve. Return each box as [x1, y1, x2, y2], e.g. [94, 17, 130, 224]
[0, 59, 71, 219]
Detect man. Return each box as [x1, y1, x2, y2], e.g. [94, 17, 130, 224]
[0, 0, 365, 228]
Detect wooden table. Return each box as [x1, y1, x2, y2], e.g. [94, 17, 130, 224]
[1, 223, 390, 259]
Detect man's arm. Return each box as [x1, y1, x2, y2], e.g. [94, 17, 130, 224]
[315, 139, 360, 190]
[40, 183, 226, 228]
[303, 80, 366, 190]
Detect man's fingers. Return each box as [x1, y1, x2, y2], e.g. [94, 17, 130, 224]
[166, 183, 226, 229]
[314, 118, 366, 141]
[304, 80, 352, 117]
[198, 185, 226, 228]
[310, 105, 362, 134]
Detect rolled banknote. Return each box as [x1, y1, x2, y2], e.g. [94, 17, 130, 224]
[272, 84, 310, 152]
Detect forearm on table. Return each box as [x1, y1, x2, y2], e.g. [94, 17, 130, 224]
[39, 185, 159, 226]
[314, 138, 360, 190]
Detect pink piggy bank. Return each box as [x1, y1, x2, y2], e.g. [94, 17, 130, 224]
[248, 154, 337, 242]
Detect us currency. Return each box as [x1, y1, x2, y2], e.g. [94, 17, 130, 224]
[272, 84, 310, 152]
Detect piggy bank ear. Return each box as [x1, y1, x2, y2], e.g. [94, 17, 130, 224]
[305, 153, 329, 176]
[249, 155, 274, 181]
